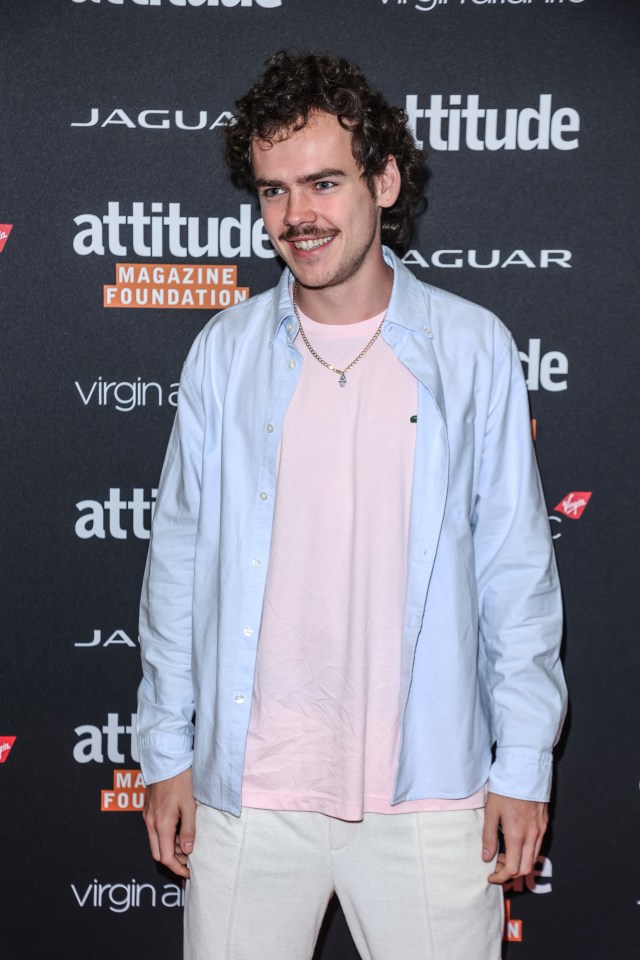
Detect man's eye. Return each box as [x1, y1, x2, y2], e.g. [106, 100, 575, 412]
[262, 187, 283, 198]
[315, 181, 336, 191]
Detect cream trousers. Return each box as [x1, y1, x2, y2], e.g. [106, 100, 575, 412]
[184, 804, 503, 960]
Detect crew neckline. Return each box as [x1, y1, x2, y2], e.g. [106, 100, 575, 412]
[296, 305, 386, 340]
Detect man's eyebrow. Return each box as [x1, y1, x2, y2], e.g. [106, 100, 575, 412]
[254, 168, 346, 188]
[298, 168, 346, 184]
[254, 178, 283, 189]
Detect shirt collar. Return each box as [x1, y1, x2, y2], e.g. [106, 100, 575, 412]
[268, 245, 433, 347]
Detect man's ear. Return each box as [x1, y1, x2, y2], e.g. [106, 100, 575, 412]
[375, 155, 401, 209]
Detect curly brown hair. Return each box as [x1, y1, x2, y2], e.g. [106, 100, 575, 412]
[224, 51, 429, 251]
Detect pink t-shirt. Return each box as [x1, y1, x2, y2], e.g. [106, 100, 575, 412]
[242, 307, 486, 819]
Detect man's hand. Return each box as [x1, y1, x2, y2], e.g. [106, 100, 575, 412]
[143, 768, 196, 879]
[482, 792, 548, 884]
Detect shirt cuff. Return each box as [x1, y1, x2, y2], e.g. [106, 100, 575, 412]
[488, 746, 553, 802]
[137, 733, 194, 786]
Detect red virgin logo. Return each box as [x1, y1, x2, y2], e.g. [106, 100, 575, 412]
[554, 492, 592, 520]
[0, 736, 16, 763]
[0, 224, 13, 253]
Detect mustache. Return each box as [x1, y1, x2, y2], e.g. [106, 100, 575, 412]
[279, 228, 339, 242]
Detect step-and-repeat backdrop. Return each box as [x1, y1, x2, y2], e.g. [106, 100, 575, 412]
[2, 2, 639, 958]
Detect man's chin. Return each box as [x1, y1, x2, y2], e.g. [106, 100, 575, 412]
[290, 270, 341, 292]
[283, 260, 331, 290]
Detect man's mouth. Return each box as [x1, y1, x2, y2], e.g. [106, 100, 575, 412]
[291, 236, 334, 251]
[280, 231, 338, 252]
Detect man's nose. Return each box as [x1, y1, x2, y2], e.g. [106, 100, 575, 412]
[284, 190, 317, 228]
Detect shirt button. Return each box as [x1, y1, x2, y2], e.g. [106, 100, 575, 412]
[234, 694, 245, 704]
[423, 327, 431, 335]
[286, 323, 294, 333]
[251, 558, 262, 566]
[260, 492, 268, 501]
[266, 423, 274, 433]
[243, 627, 253, 637]
[288, 360, 296, 369]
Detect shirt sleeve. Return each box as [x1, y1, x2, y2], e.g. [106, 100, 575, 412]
[136, 361, 204, 785]
[472, 322, 568, 802]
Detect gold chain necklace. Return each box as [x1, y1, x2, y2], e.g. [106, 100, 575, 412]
[292, 283, 385, 388]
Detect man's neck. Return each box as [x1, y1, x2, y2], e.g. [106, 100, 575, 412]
[294, 261, 394, 326]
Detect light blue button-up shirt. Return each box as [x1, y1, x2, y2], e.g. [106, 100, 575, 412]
[137, 248, 567, 815]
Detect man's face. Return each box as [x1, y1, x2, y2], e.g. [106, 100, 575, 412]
[251, 111, 384, 291]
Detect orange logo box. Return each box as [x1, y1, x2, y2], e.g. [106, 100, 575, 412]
[503, 898, 523, 942]
[104, 262, 249, 309]
[101, 768, 146, 811]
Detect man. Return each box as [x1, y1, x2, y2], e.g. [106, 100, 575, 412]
[137, 52, 567, 960]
